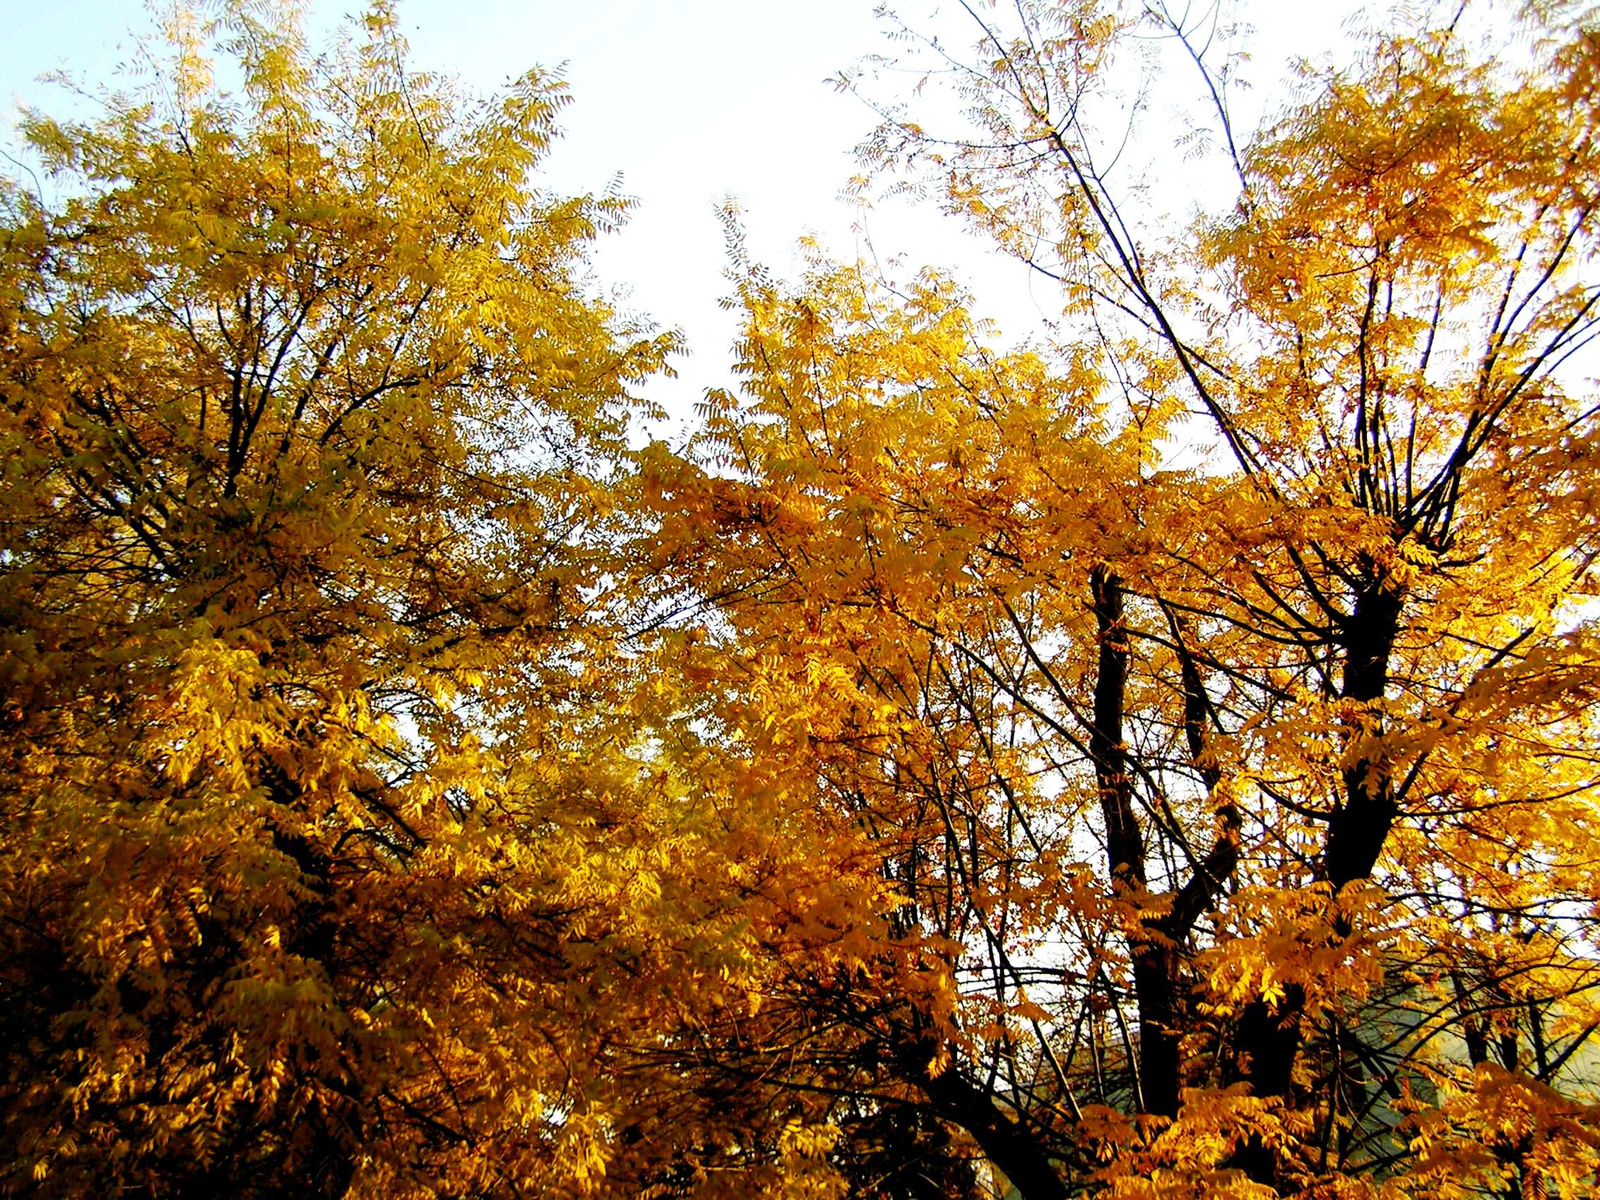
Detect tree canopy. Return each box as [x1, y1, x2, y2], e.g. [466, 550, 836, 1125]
[0, 5, 711, 1195]
[4, 2, 1600, 1199]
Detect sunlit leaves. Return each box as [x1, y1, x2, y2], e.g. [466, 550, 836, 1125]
[0, 3, 700, 1196]
[663, 2, 1600, 1197]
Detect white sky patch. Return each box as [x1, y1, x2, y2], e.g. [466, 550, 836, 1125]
[3, 0, 1375, 436]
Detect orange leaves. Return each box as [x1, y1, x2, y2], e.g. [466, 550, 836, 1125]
[658, 4, 1600, 1197]
[6, 1, 1600, 1197]
[1402, 1065, 1600, 1200]
[0, 3, 727, 1196]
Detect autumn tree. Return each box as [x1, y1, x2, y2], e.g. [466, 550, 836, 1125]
[8, 2, 1600, 1198]
[644, 2, 1600, 1197]
[0, 4, 770, 1197]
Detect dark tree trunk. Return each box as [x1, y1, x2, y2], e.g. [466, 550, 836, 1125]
[1325, 579, 1404, 891]
[1090, 568, 1182, 1120]
[1233, 573, 1404, 1189]
[913, 1058, 1070, 1200]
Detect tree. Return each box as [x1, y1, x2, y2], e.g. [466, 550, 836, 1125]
[0, 5, 731, 1196]
[646, 2, 1600, 1197]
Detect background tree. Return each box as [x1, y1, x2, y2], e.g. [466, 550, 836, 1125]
[647, 2, 1600, 1197]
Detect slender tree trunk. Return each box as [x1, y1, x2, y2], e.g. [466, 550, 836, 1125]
[1326, 580, 1404, 890]
[1090, 568, 1182, 1120]
[1233, 574, 1403, 1188]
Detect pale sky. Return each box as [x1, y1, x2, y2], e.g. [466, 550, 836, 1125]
[1, 0, 1376, 429]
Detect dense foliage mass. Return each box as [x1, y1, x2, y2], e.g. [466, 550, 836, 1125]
[3, 1, 1600, 1198]
[0, 6, 717, 1196]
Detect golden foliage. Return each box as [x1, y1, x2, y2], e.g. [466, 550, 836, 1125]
[6, 2, 1600, 1199]
[0, 3, 730, 1196]
[644, 2, 1600, 1197]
